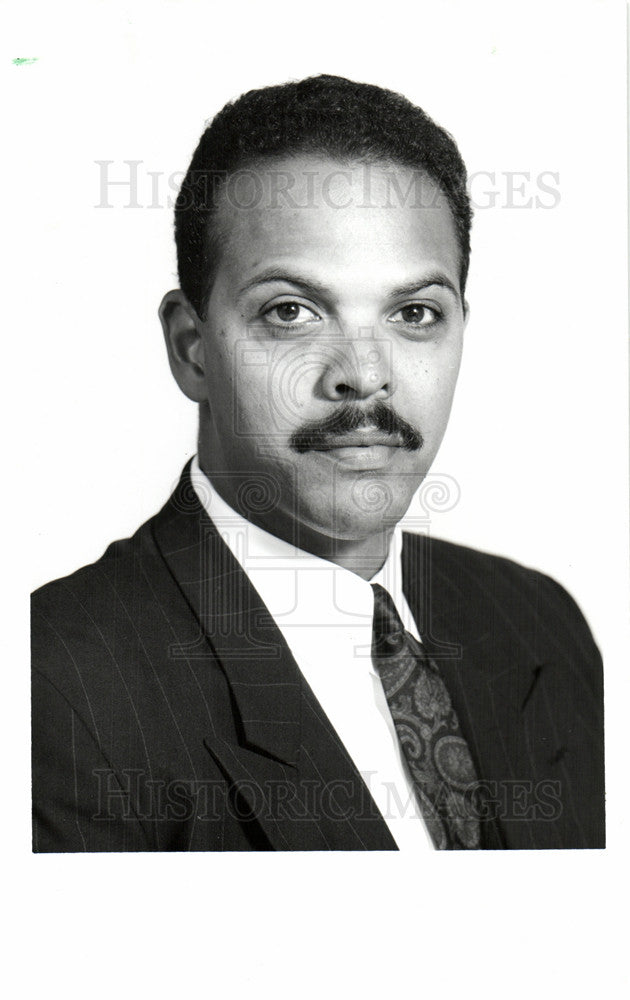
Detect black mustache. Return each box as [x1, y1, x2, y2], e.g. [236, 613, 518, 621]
[290, 402, 423, 453]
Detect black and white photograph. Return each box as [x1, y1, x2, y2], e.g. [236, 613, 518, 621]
[6, 0, 628, 996]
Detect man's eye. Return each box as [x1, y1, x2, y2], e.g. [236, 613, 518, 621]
[389, 304, 440, 327]
[264, 301, 321, 326]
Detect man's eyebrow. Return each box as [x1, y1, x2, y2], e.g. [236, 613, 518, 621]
[389, 272, 461, 300]
[237, 268, 331, 299]
[236, 267, 461, 301]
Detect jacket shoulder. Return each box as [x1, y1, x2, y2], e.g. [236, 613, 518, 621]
[33, 517, 155, 623]
[404, 530, 583, 603]
[404, 530, 555, 585]
[402, 530, 601, 662]
[30, 513, 170, 696]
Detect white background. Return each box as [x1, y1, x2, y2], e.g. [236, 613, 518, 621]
[4, 1, 628, 998]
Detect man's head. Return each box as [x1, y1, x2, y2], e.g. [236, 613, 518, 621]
[160, 75, 471, 568]
[174, 74, 471, 319]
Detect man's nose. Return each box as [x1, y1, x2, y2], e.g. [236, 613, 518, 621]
[319, 333, 394, 402]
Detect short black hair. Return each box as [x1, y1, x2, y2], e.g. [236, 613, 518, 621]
[175, 74, 472, 318]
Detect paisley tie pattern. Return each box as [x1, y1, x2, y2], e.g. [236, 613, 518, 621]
[371, 584, 481, 850]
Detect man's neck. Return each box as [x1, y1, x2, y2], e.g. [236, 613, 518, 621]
[292, 525, 395, 581]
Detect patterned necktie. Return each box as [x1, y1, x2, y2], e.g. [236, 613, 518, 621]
[371, 583, 481, 850]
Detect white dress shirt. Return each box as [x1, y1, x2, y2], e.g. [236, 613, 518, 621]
[190, 456, 433, 851]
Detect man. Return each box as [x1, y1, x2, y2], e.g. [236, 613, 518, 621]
[31, 75, 605, 851]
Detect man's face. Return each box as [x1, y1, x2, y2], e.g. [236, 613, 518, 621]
[195, 156, 467, 547]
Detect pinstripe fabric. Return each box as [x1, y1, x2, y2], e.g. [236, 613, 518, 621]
[31, 463, 605, 851]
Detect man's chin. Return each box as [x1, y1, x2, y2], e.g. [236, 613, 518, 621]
[295, 493, 416, 545]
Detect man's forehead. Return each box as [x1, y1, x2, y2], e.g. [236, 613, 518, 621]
[211, 156, 461, 288]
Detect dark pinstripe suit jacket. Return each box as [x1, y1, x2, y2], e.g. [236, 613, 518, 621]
[31, 465, 605, 851]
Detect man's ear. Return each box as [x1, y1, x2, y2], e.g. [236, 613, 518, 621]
[463, 299, 470, 328]
[158, 289, 207, 402]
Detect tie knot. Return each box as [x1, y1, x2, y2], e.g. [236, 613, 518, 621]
[371, 584, 405, 652]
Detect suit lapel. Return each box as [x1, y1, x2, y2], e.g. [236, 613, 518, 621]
[151, 465, 396, 851]
[401, 532, 560, 849]
[403, 535, 538, 849]
[153, 467, 302, 762]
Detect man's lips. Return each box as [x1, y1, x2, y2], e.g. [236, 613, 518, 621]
[309, 431, 403, 451]
[305, 431, 404, 469]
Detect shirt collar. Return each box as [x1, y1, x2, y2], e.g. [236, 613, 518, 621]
[189, 454, 411, 631]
